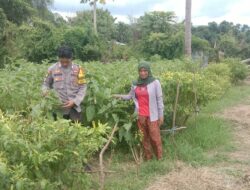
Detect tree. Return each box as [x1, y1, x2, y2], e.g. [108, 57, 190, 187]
[128, 16, 141, 45]
[80, 0, 107, 35]
[128, 11, 184, 59]
[185, 0, 192, 57]
[69, 9, 116, 40]
[0, 0, 54, 24]
[0, 0, 33, 24]
[0, 8, 7, 67]
[18, 19, 62, 62]
[241, 25, 250, 33]
[31, 0, 53, 12]
[30, 0, 54, 18]
[0, 8, 6, 38]
[192, 36, 210, 53]
[142, 32, 184, 59]
[207, 22, 220, 48]
[62, 27, 103, 61]
[138, 11, 177, 38]
[114, 22, 132, 43]
[219, 34, 239, 57]
[219, 21, 233, 34]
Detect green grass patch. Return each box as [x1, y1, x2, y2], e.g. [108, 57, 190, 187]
[104, 159, 173, 190]
[164, 115, 232, 166]
[203, 84, 250, 114]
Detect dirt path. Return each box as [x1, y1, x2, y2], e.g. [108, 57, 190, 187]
[146, 104, 250, 190]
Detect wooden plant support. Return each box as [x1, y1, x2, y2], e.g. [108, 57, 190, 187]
[193, 71, 199, 128]
[171, 82, 180, 160]
[99, 123, 118, 190]
[161, 82, 186, 135]
[172, 82, 180, 131]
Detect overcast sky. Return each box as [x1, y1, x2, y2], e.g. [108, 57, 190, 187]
[51, 0, 250, 26]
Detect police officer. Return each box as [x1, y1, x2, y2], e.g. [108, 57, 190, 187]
[42, 46, 87, 123]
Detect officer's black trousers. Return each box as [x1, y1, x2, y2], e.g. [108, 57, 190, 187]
[53, 108, 83, 123]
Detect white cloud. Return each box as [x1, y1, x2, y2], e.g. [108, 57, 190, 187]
[193, 0, 250, 25]
[53, 0, 250, 26]
[151, 0, 185, 17]
[107, 0, 146, 7]
[150, 0, 205, 22]
[52, 0, 82, 8]
[52, 10, 76, 20]
[52, 0, 145, 10]
[113, 14, 130, 23]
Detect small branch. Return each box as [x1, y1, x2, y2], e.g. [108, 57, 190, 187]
[130, 145, 143, 177]
[130, 146, 137, 162]
[71, 169, 116, 174]
[99, 123, 118, 190]
[86, 170, 116, 174]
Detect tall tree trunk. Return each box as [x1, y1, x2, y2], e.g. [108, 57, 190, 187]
[93, 0, 97, 35]
[185, 0, 192, 57]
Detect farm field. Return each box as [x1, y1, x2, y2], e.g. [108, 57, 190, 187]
[0, 58, 249, 189]
[1, 0, 250, 189]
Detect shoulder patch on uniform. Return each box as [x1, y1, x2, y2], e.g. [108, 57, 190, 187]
[78, 66, 86, 84]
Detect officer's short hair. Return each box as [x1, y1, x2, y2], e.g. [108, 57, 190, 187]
[58, 46, 73, 59]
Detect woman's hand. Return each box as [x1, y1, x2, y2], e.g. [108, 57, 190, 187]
[112, 94, 121, 99]
[158, 117, 164, 127]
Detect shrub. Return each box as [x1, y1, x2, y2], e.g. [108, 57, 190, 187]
[0, 111, 108, 189]
[203, 63, 231, 93]
[18, 19, 62, 63]
[161, 71, 224, 125]
[222, 58, 248, 83]
[150, 54, 162, 62]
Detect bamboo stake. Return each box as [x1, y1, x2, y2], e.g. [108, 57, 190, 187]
[161, 126, 187, 133]
[172, 82, 180, 130]
[99, 123, 118, 190]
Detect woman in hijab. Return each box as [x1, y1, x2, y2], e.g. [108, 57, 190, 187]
[113, 61, 164, 160]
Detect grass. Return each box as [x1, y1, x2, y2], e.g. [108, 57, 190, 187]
[164, 115, 233, 166]
[100, 83, 250, 190]
[104, 160, 173, 190]
[203, 83, 250, 114]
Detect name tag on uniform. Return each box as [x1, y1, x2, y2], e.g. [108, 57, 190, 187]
[54, 69, 62, 73]
[54, 77, 63, 82]
[73, 69, 79, 73]
[54, 73, 62, 76]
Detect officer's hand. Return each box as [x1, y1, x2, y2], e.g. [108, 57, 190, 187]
[62, 100, 75, 108]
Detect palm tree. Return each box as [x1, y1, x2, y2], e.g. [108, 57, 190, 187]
[185, 0, 192, 57]
[80, 0, 106, 35]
